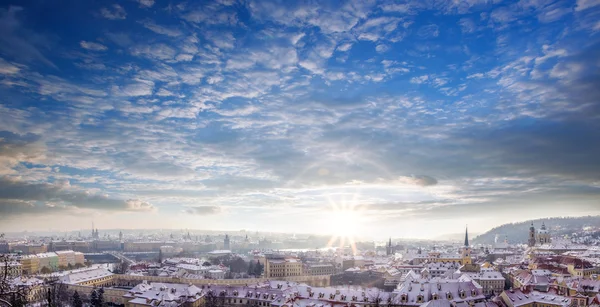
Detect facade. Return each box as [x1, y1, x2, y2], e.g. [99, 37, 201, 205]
[529, 223, 537, 247]
[74, 251, 85, 265]
[50, 240, 91, 252]
[1, 261, 23, 277]
[18, 255, 40, 275]
[265, 257, 303, 278]
[37, 252, 59, 272]
[462, 270, 506, 295]
[537, 223, 551, 245]
[12, 243, 47, 255]
[305, 263, 336, 276]
[55, 250, 68, 268]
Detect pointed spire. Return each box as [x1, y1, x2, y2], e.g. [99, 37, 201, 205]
[464, 225, 469, 247]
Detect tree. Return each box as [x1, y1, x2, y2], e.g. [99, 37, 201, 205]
[90, 289, 99, 307]
[47, 282, 69, 307]
[97, 288, 104, 307]
[254, 261, 263, 276]
[113, 261, 129, 274]
[0, 249, 28, 307]
[202, 261, 212, 266]
[247, 261, 255, 276]
[72, 291, 83, 307]
[40, 266, 52, 274]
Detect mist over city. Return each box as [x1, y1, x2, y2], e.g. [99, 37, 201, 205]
[1, 0, 600, 306]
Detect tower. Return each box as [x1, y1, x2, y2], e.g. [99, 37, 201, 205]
[528, 222, 536, 247]
[386, 238, 393, 256]
[537, 222, 551, 245]
[224, 234, 230, 250]
[461, 226, 472, 265]
[119, 231, 123, 241]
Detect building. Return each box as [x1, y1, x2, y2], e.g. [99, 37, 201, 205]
[123, 281, 204, 307]
[393, 278, 486, 306]
[10, 277, 46, 304]
[264, 256, 303, 278]
[18, 255, 40, 275]
[59, 267, 115, 287]
[461, 270, 506, 295]
[74, 251, 85, 265]
[500, 289, 571, 307]
[224, 234, 230, 250]
[305, 263, 336, 276]
[462, 227, 473, 265]
[1, 261, 23, 277]
[537, 223, 551, 245]
[529, 223, 537, 247]
[387, 238, 394, 256]
[37, 252, 59, 272]
[12, 243, 47, 255]
[55, 250, 77, 268]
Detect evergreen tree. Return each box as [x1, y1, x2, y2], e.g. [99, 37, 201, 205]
[97, 288, 105, 307]
[254, 260, 263, 276]
[247, 261, 254, 276]
[90, 289, 99, 307]
[72, 291, 83, 307]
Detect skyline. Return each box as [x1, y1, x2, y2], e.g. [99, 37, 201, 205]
[1, 0, 600, 238]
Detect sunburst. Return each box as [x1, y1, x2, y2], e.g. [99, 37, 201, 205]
[325, 193, 365, 255]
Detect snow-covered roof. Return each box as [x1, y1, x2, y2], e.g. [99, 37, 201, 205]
[59, 268, 113, 284]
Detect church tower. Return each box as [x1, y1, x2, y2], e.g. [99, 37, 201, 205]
[528, 222, 537, 247]
[461, 226, 472, 265]
[386, 238, 393, 256]
[537, 222, 551, 245]
[224, 234, 230, 250]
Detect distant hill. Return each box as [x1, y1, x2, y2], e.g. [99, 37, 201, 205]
[472, 216, 600, 245]
[434, 232, 481, 242]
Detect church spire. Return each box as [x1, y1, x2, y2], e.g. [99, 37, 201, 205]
[464, 226, 469, 247]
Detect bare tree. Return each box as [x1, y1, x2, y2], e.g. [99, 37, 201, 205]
[1, 234, 29, 307]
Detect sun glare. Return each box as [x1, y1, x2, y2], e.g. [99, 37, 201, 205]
[325, 194, 364, 255]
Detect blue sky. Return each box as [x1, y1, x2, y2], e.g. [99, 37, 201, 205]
[0, 0, 599, 239]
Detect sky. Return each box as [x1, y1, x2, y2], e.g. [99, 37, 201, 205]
[0, 0, 599, 240]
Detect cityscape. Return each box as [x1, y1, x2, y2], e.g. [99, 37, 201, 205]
[1, 0, 600, 307]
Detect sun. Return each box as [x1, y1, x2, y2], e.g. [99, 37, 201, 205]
[325, 194, 364, 255]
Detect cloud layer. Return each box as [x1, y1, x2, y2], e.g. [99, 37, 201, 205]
[0, 0, 599, 237]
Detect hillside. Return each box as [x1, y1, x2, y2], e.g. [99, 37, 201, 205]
[472, 216, 600, 245]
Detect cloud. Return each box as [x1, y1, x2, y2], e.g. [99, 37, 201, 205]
[397, 175, 439, 186]
[139, 20, 183, 37]
[135, 0, 155, 8]
[0, 6, 56, 67]
[100, 4, 126, 20]
[0, 58, 21, 75]
[183, 205, 222, 215]
[0, 132, 45, 175]
[130, 44, 177, 60]
[337, 43, 353, 52]
[575, 0, 600, 11]
[410, 75, 429, 84]
[112, 80, 154, 96]
[0, 177, 155, 218]
[417, 24, 439, 38]
[80, 41, 108, 51]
